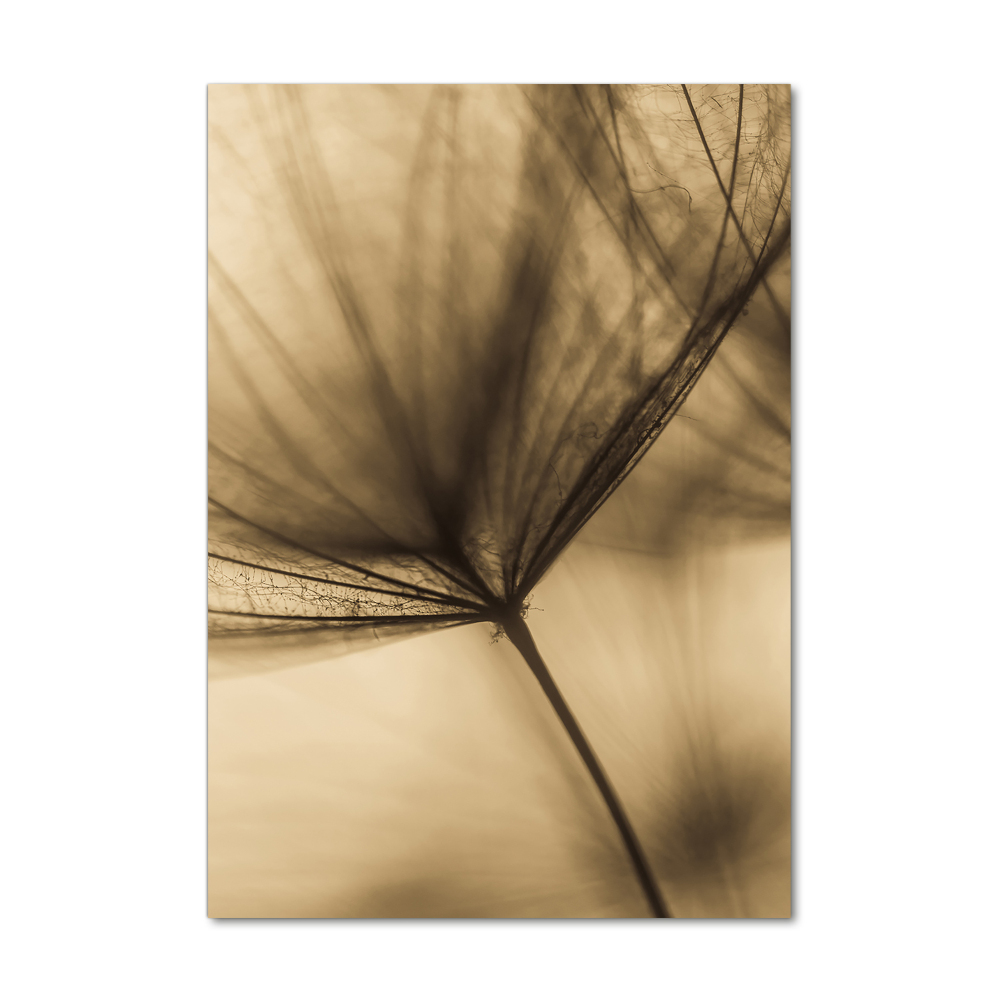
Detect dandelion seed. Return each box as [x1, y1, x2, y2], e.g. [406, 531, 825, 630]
[208, 84, 791, 917]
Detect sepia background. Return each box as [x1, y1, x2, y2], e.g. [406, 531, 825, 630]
[208, 84, 791, 918]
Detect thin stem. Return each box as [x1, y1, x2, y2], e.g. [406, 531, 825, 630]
[502, 613, 671, 918]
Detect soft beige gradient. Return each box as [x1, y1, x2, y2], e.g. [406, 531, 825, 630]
[209, 533, 789, 918]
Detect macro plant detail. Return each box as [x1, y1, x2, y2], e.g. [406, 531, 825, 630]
[208, 84, 791, 918]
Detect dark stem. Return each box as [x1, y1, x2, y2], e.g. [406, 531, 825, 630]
[501, 613, 671, 918]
